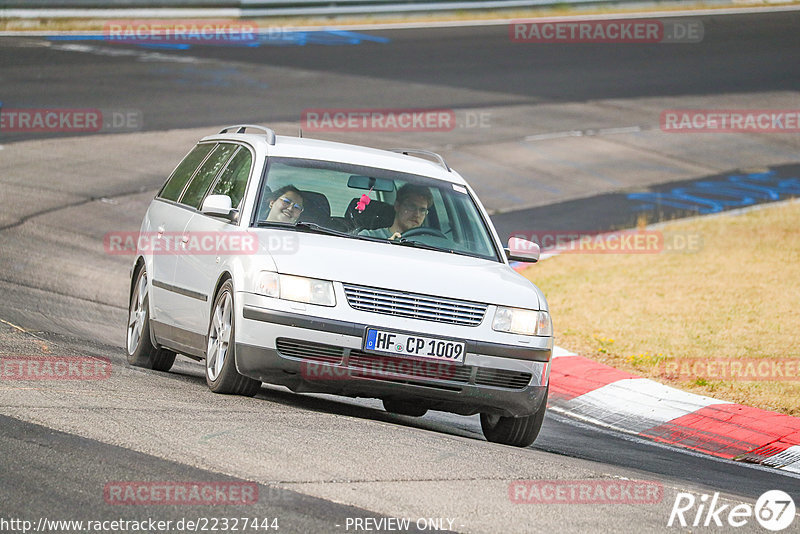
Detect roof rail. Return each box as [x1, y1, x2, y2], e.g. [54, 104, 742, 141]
[218, 125, 276, 145]
[390, 148, 451, 172]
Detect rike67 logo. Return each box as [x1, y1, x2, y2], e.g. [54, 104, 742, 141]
[668, 490, 796, 531]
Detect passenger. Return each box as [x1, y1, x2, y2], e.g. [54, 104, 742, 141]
[360, 184, 433, 240]
[265, 185, 304, 223]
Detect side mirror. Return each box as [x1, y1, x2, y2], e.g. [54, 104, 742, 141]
[505, 237, 540, 263]
[201, 194, 237, 221]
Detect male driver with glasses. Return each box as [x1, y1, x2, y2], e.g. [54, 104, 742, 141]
[360, 184, 433, 240]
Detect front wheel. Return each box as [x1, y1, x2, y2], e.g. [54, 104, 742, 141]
[205, 280, 261, 397]
[480, 386, 548, 447]
[126, 267, 176, 372]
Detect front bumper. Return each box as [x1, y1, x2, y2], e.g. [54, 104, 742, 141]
[236, 305, 551, 417]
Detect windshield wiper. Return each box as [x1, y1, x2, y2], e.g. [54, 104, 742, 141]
[292, 221, 353, 238]
[391, 237, 479, 258]
[256, 220, 356, 239]
[255, 220, 293, 228]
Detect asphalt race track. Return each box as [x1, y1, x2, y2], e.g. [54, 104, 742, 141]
[1, 9, 799, 533]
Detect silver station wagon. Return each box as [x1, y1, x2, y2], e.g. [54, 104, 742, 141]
[127, 125, 552, 447]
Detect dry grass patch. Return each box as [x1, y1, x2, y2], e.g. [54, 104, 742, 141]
[522, 200, 800, 416]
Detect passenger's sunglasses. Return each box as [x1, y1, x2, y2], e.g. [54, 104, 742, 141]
[278, 196, 304, 213]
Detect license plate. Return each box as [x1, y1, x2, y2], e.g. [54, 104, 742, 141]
[363, 328, 465, 364]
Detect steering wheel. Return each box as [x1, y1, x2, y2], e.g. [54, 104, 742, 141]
[401, 227, 448, 239]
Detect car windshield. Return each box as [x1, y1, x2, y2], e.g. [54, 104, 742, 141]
[252, 157, 500, 261]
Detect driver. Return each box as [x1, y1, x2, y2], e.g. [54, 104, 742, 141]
[360, 184, 433, 240]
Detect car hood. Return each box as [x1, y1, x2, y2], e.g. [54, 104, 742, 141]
[258, 230, 544, 310]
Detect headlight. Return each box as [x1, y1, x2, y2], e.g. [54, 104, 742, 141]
[254, 271, 335, 307]
[254, 271, 279, 298]
[492, 306, 552, 336]
[280, 274, 336, 306]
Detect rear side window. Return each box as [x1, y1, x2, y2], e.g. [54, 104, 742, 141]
[180, 143, 237, 209]
[210, 148, 253, 209]
[159, 143, 214, 202]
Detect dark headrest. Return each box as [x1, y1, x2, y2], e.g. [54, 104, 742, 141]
[298, 190, 331, 225]
[346, 197, 395, 230]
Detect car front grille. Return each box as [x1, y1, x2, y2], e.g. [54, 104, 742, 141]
[342, 284, 487, 326]
[348, 350, 472, 383]
[276, 338, 343, 364]
[475, 368, 534, 389]
[275, 339, 531, 389]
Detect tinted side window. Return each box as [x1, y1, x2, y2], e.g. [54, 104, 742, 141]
[159, 143, 215, 202]
[210, 148, 253, 209]
[180, 143, 237, 209]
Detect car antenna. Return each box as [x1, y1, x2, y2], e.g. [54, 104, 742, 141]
[298, 127, 303, 138]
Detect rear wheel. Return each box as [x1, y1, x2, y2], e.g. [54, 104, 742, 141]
[382, 399, 429, 417]
[126, 267, 176, 372]
[480, 386, 548, 447]
[205, 280, 261, 397]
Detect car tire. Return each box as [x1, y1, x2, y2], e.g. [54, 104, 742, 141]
[382, 399, 429, 417]
[126, 267, 176, 372]
[205, 279, 261, 397]
[480, 386, 548, 447]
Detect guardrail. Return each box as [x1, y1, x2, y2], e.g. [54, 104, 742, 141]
[2, 0, 617, 17]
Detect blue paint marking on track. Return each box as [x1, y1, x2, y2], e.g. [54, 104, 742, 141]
[46, 31, 389, 48]
[134, 43, 192, 50]
[627, 170, 800, 214]
[259, 30, 390, 46]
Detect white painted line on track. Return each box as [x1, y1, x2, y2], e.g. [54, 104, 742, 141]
[524, 126, 644, 141]
[546, 409, 800, 480]
[763, 445, 800, 473]
[557, 377, 728, 434]
[524, 130, 584, 141]
[46, 42, 200, 63]
[552, 346, 577, 358]
[597, 126, 643, 135]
